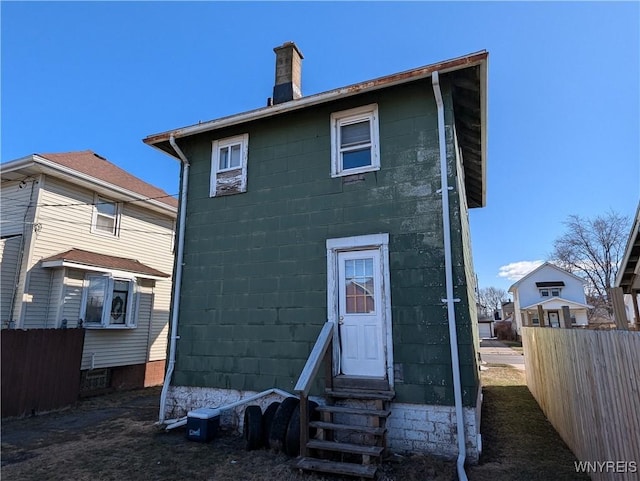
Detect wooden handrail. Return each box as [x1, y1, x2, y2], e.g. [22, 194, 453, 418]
[294, 321, 334, 457]
[294, 322, 334, 396]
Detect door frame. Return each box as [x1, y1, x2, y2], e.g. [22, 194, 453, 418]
[326, 233, 394, 387]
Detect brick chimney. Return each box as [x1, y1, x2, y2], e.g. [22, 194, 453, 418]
[272, 42, 304, 104]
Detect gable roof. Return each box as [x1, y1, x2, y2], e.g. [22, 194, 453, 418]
[144, 51, 488, 208]
[521, 297, 593, 310]
[508, 262, 587, 292]
[1, 150, 178, 215]
[40, 248, 170, 279]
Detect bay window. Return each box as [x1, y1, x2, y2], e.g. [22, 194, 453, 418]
[81, 274, 137, 328]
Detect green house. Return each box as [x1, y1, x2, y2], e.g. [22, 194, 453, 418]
[145, 44, 488, 474]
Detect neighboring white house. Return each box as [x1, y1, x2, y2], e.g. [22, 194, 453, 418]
[0, 151, 177, 391]
[508, 262, 591, 335]
[616, 201, 640, 328]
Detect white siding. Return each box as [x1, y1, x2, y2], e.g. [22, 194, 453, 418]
[0, 179, 35, 237]
[17, 175, 175, 369]
[0, 177, 41, 323]
[149, 281, 171, 361]
[21, 267, 52, 328]
[0, 236, 21, 323]
[80, 280, 155, 370]
[61, 269, 84, 327]
[46, 268, 65, 326]
[516, 264, 587, 308]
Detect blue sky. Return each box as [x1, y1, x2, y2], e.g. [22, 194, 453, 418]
[2, 1, 639, 295]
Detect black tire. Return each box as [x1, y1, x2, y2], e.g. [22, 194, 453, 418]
[268, 397, 299, 453]
[261, 401, 280, 449]
[243, 405, 263, 451]
[285, 400, 319, 457]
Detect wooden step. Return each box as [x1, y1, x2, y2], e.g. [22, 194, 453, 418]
[315, 405, 391, 417]
[326, 389, 395, 401]
[309, 421, 386, 435]
[307, 439, 384, 457]
[296, 457, 377, 478]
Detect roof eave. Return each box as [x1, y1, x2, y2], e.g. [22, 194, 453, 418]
[478, 58, 488, 208]
[615, 202, 640, 289]
[144, 51, 488, 150]
[2, 154, 177, 217]
[41, 260, 169, 280]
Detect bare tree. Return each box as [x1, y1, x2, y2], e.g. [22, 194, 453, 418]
[551, 210, 630, 317]
[478, 286, 508, 318]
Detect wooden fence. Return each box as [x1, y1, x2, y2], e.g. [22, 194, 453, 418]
[1, 328, 85, 418]
[522, 327, 640, 481]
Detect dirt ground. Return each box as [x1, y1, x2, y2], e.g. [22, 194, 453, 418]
[1, 367, 587, 481]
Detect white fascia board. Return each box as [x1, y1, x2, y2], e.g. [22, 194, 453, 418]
[38, 155, 177, 216]
[521, 297, 593, 310]
[615, 202, 640, 287]
[41, 260, 168, 280]
[145, 52, 488, 149]
[326, 233, 389, 250]
[508, 262, 587, 291]
[4, 155, 177, 217]
[0, 155, 38, 172]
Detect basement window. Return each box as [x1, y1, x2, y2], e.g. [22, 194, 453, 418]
[330, 104, 380, 177]
[210, 134, 249, 197]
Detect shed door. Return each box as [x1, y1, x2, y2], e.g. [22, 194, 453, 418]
[478, 322, 492, 339]
[337, 249, 386, 377]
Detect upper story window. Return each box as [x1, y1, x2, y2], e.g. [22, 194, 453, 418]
[210, 134, 249, 197]
[81, 274, 137, 328]
[330, 104, 380, 177]
[540, 288, 561, 297]
[92, 195, 120, 236]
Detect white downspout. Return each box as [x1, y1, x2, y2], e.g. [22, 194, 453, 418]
[159, 135, 190, 424]
[432, 71, 468, 481]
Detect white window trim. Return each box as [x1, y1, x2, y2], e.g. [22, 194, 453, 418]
[326, 233, 393, 385]
[80, 273, 139, 329]
[210, 133, 249, 197]
[91, 194, 120, 237]
[330, 104, 380, 178]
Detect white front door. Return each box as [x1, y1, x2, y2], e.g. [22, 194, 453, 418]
[548, 311, 560, 328]
[337, 249, 386, 377]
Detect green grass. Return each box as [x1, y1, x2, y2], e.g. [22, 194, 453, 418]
[468, 366, 589, 481]
[2, 369, 590, 481]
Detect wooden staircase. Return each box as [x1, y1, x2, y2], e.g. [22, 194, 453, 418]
[295, 388, 395, 479]
[293, 323, 395, 478]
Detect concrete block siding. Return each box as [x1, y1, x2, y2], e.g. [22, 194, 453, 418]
[167, 385, 480, 462]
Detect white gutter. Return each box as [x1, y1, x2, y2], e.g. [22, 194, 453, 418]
[432, 71, 468, 481]
[40, 261, 168, 280]
[1, 156, 177, 216]
[159, 135, 190, 424]
[144, 51, 488, 146]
